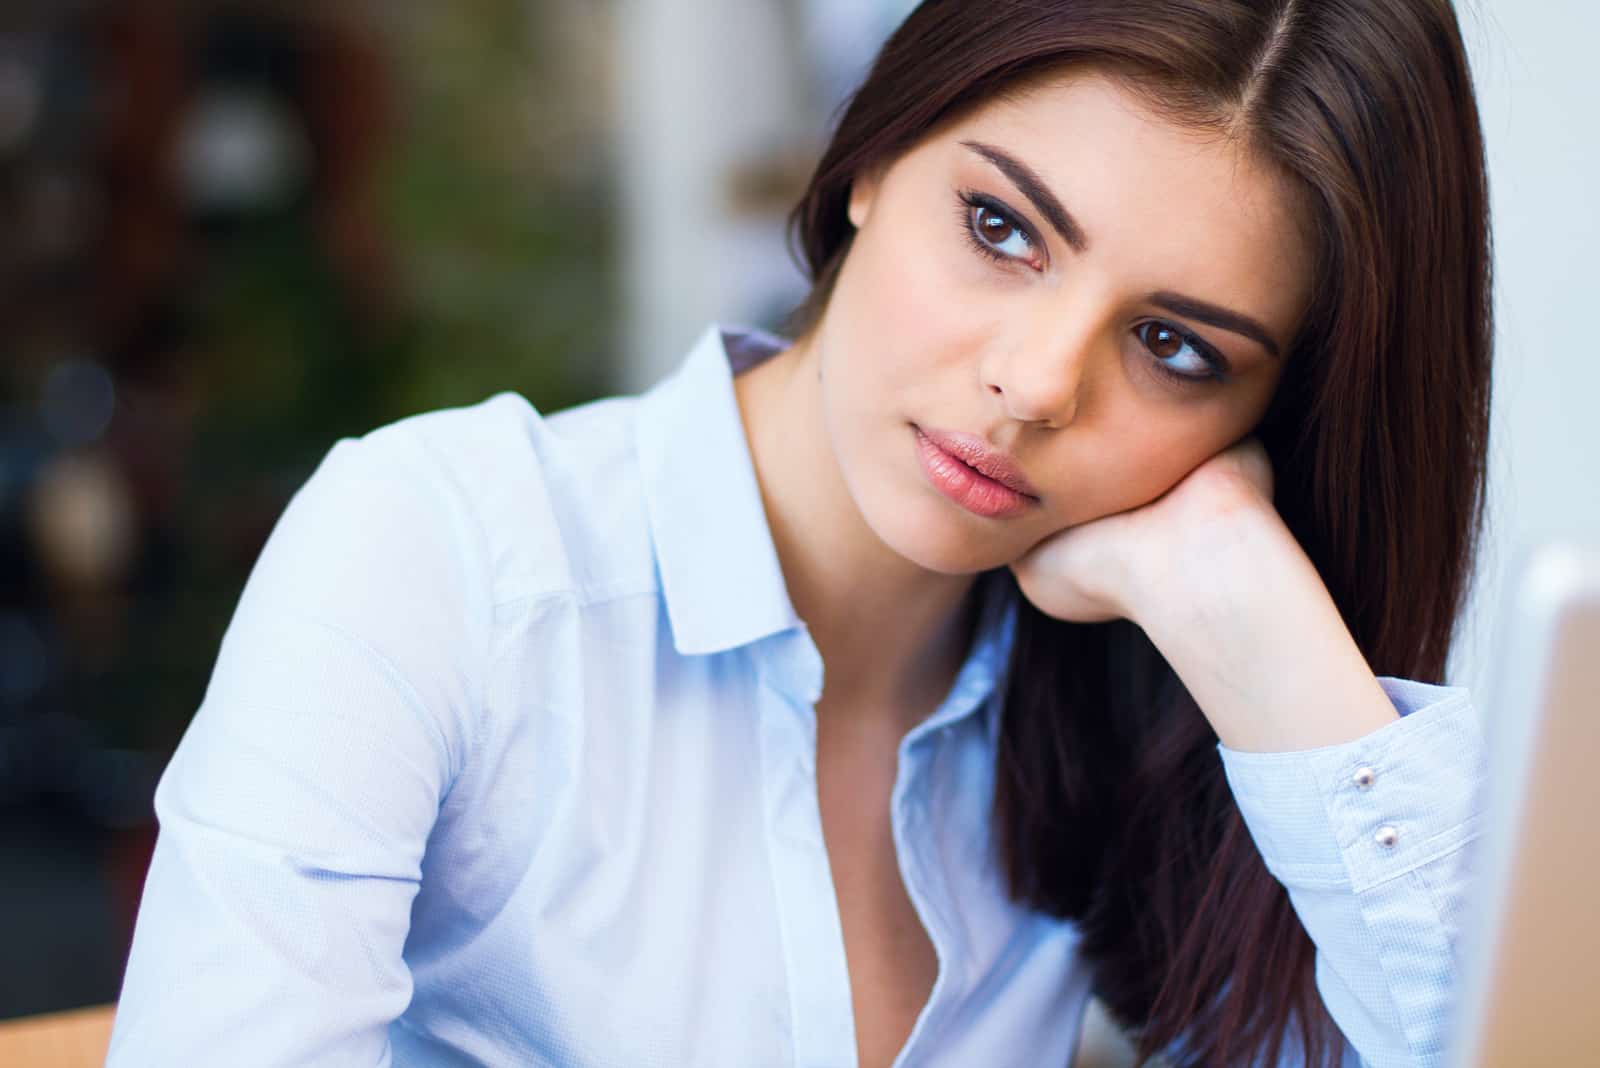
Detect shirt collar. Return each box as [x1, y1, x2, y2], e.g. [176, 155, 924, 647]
[919, 570, 1020, 740]
[635, 325, 1020, 727]
[636, 325, 803, 656]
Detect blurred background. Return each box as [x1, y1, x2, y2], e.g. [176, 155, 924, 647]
[0, 0, 1594, 1063]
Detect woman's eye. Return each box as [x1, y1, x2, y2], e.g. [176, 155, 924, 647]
[960, 193, 1040, 267]
[1135, 321, 1228, 382]
[972, 204, 1031, 257]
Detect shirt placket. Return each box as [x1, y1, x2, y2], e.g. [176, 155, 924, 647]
[886, 732, 957, 1068]
[755, 628, 859, 1068]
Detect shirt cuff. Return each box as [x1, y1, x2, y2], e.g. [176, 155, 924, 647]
[1217, 678, 1487, 894]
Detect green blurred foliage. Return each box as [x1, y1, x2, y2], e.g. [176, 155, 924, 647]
[115, 3, 617, 753]
[382, 0, 615, 417]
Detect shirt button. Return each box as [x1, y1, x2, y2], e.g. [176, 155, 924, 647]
[1352, 766, 1376, 789]
[1374, 825, 1400, 848]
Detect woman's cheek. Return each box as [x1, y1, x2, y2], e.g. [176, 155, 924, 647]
[1060, 425, 1202, 525]
[864, 224, 973, 355]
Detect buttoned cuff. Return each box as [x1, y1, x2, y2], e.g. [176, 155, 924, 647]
[1217, 678, 1487, 894]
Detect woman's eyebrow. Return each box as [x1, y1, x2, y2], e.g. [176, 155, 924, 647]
[960, 140, 1089, 253]
[1149, 291, 1283, 359]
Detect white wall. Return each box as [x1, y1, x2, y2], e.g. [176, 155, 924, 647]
[1453, 0, 1600, 698]
[614, 0, 919, 391]
[615, 0, 806, 390]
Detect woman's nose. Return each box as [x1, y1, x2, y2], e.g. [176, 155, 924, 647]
[980, 323, 1096, 429]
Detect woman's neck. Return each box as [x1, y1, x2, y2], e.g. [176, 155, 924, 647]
[733, 332, 981, 727]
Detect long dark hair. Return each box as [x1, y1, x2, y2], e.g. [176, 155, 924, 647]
[786, 2, 1492, 1064]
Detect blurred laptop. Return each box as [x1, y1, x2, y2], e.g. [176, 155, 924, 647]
[1450, 542, 1600, 1066]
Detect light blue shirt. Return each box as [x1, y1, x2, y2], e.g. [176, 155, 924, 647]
[108, 327, 1487, 1067]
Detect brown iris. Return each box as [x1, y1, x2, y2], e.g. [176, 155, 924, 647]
[974, 205, 1017, 246]
[1144, 324, 1183, 359]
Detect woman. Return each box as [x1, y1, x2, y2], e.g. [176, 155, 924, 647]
[109, 1, 1491, 1065]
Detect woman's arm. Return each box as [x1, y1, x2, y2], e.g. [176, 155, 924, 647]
[107, 426, 491, 1067]
[1009, 438, 1457, 749]
[1014, 439, 1399, 750]
[1011, 439, 1487, 1066]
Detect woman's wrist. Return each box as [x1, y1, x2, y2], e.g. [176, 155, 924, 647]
[1126, 507, 1400, 753]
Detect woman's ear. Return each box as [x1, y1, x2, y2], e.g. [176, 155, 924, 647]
[847, 161, 889, 229]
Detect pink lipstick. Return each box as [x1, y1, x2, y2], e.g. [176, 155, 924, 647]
[913, 425, 1040, 519]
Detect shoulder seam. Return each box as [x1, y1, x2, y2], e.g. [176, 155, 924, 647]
[490, 581, 661, 614]
[388, 423, 500, 788]
[391, 416, 665, 783]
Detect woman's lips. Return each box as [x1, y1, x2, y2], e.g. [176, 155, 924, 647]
[913, 425, 1040, 519]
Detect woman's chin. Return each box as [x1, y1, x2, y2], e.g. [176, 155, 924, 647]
[861, 493, 1026, 577]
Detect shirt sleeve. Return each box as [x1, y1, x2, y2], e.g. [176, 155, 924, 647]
[1216, 678, 1487, 1068]
[106, 424, 492, 1067]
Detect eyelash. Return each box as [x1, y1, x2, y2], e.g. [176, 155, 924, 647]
[954, 189, 1230, 385]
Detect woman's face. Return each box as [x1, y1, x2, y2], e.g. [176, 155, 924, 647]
[813, 70, 1315, 574]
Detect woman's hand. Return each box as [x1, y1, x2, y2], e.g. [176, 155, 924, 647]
[1009, 439, 1400, 753]
[1010, 438, 1279, 626]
